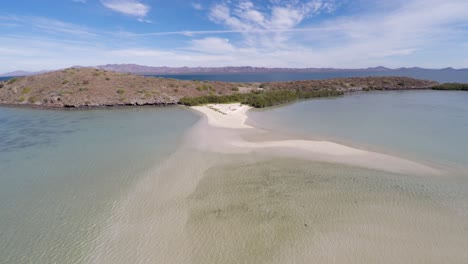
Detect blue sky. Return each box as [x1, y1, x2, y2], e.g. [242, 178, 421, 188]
[0, 0, 467, 72]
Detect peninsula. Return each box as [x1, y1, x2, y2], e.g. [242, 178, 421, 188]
[0, 67, 439, 108]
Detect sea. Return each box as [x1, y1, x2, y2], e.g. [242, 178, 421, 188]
[1, 68, 468, 83]
[1, 73, 467, 263]
[149, 69, 468, 83]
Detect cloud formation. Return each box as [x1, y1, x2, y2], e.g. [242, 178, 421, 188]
[1, 0, 468, 72]
[191, 2, 203, 11]
[101, 0, 150, 17]
[208, 0, 334, 47]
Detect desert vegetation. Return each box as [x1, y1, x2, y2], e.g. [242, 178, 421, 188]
[179, 90, 344, 108]
[432, 83, 468, 91]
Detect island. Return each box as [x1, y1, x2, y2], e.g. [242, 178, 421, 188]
[0, 67, 442, 109]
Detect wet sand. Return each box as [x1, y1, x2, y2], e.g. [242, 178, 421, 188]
[88, 104, 468, 264]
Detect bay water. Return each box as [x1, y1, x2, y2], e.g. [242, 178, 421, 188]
[0, 106, 199, 263]
[1, 90, 467, 263]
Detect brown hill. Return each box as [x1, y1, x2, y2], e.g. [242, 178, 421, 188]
[0, 67, 438, 108]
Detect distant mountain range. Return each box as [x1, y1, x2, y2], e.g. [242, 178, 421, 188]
[1, 64, 467, 77]
[0, 70, 49, 77]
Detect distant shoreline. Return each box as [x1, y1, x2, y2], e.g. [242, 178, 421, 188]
[0, 67, 440, 109]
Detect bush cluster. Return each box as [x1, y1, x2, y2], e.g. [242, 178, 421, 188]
[432, 83, 468, 91]
[22, 87, 31, 94]
[7, 78, 18, 84]
[196, 84, 214, 91]
[179, 89, 343, 108]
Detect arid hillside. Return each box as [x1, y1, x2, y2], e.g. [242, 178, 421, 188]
[0, 67, 438, 108]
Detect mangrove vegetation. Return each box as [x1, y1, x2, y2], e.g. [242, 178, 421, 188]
[432, 83, 468, 91]
[179, 89, 344, 108]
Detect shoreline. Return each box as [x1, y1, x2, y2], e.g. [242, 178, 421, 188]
[190, 103, 440, 175]
[88, 102, 467, 264]
[0, 68, 439, 109]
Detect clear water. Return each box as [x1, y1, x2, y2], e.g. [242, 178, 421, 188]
[1, 90, 468, 263]
[150, 69, 468, 83]
[3, 69, 467, 83]
[0, 106, 200, 263]
[249, 90, 468, 168]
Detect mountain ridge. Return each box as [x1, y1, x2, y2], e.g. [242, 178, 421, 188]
[2, 64, 467, 77]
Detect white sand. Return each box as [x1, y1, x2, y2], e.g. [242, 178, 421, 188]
[191, 103, 439, 175]
[191, 104, 253, 129]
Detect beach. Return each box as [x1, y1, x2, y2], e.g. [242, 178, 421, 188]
[87, 102, 467, 264]
[191, 103, 439, 175]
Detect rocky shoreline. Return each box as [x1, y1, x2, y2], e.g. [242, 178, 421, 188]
[0, 67, 439, 109]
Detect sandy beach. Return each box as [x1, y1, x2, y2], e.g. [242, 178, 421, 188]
[191, 103, 438, 175]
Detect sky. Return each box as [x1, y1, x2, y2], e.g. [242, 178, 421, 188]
[0, 0, 467, 72]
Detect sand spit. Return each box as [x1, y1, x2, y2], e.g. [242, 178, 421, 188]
[88, 103, 467, 264]
[190, 103, 439, 175]
[191, 104, 253, 129]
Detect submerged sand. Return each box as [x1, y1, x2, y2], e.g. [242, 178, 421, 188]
[88, 103, 468, 264]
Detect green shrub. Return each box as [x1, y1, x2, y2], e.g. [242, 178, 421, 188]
[432, 83, 468, 91]
[196, 84, 213, 91]
[117, 89, 125, 94]
[62, 80, 69, 85]
[231, 87, 240, 91]
[0, 83, 4, 88]
[179, 89, 343, 108]
[7, 78, 18, 84]
[22, 87, 31, 94]
[28, 96, 37, 103]
[105, 77, 110, 81]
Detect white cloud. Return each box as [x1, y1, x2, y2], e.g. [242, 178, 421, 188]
[101, 0, 150, 17]
[189, 37, 236, 54]
[0, 15, 96, 37]
[191, 2, 203, 11]
[209, 1, 335, 30]
[33, 17, 97, 37]
[1, 0, 468, 72]
[208, 0, 334, 47]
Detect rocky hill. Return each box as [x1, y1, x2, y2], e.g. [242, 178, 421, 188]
[0, 67, 438, 108]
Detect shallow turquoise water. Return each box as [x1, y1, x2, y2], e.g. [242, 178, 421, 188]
[1, 91, 468, 263]
[0, 106, 200, 263]
[249, 90, 468, 168]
